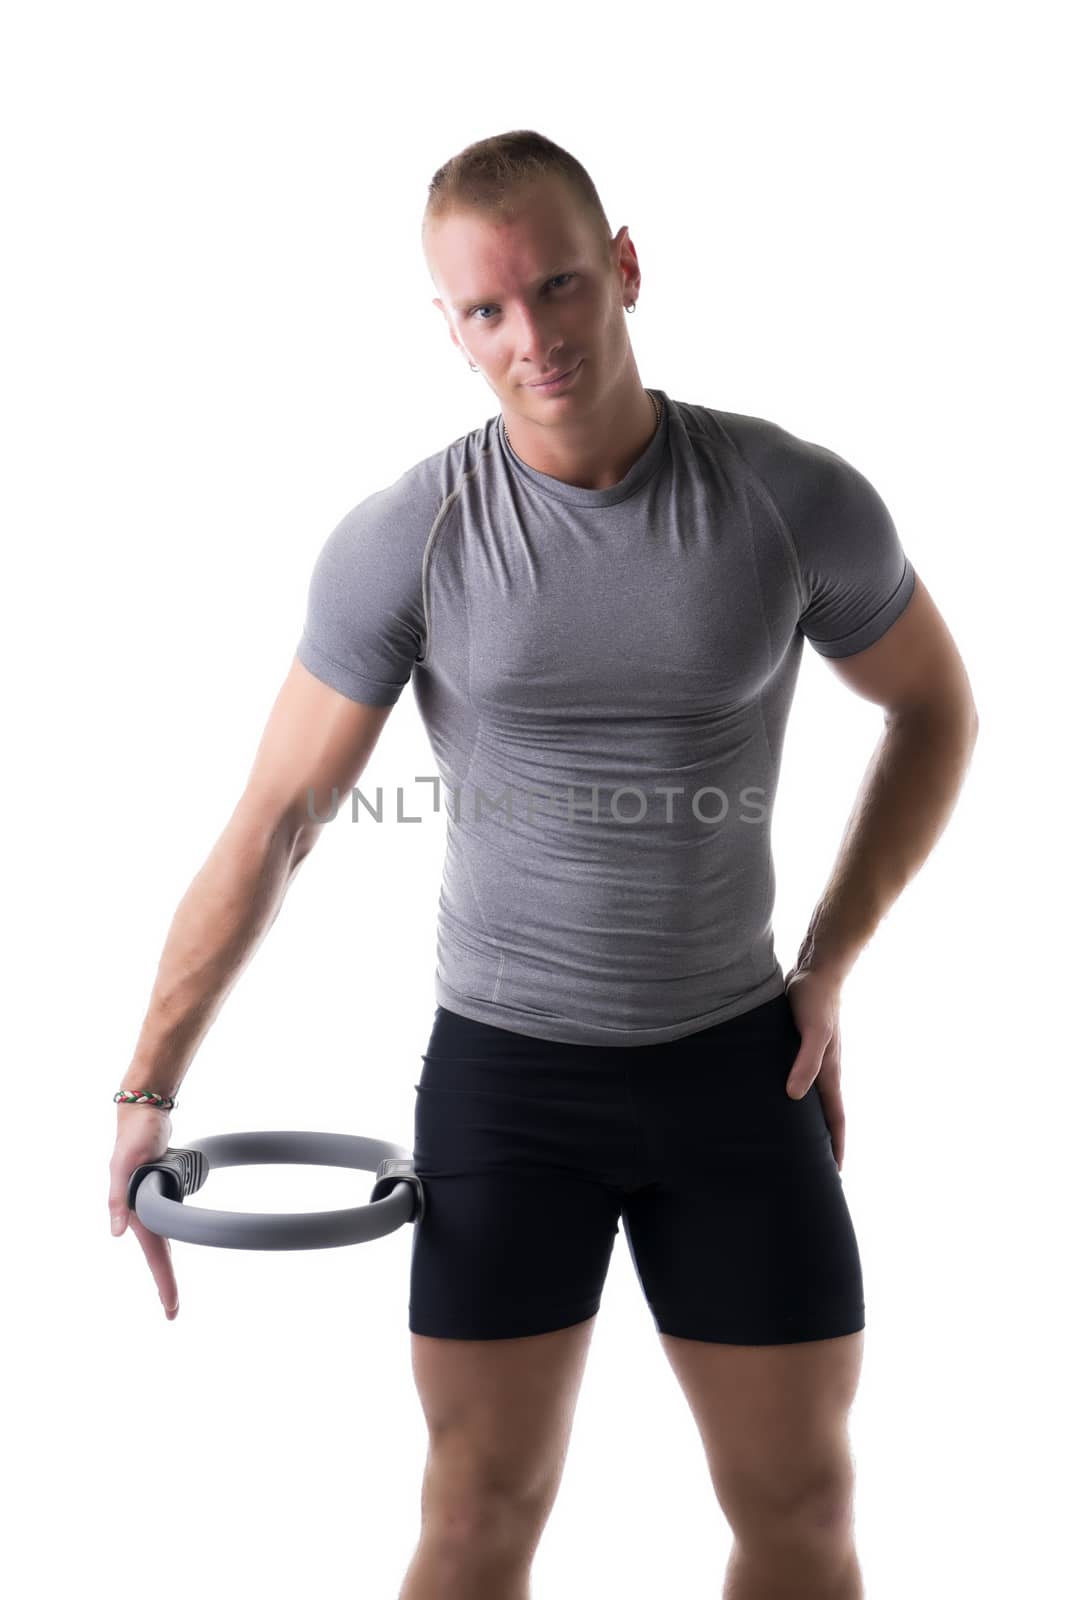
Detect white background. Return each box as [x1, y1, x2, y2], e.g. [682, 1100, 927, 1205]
[4, 2, 1063, 1595]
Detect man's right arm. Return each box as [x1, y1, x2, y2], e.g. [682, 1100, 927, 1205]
[116, 656, 395, 1112]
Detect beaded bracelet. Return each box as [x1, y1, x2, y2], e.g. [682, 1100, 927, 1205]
[114, 1089, 178, 1112]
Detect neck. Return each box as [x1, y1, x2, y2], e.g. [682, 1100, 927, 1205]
[503, 385, 661, 491]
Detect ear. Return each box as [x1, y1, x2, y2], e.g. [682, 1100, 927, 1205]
[432, 297, 463, 354]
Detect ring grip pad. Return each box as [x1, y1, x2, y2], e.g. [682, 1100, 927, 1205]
[127, 1146, 210, 1210]
[371, 1157, 425, 1223]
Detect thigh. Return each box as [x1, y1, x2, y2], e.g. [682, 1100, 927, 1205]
[409, 1007, 626, 1341]
[658, 1328, 864, 1531]
[410, 1314, 598, 1507]
[622, 993, 865, 1345]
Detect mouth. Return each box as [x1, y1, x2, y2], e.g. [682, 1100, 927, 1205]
[527, 362, 582, 392]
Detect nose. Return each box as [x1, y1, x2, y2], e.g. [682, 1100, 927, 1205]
[509, 309, 566, 372]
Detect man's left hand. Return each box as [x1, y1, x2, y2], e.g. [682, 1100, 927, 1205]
[782, 965, 847, 1172]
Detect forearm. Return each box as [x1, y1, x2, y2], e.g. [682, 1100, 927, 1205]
[794, 706, 979, 985]
[118, 811, 312, 1106]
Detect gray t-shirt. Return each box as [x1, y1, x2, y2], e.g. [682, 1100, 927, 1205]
[296, 390, 915, 1046]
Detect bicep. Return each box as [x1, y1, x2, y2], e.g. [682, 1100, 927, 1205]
[824, 570, 979, 722]
[238, 655, 395, 843]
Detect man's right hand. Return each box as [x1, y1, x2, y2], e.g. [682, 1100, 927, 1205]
[109, 1107, 180, 1320]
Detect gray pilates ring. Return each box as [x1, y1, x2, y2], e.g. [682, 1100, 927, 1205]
[126, 1131, 425, 1251]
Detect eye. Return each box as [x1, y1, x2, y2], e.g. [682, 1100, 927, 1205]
[469, 273, 575, 321]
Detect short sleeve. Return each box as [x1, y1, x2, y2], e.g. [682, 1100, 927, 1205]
[784, 443, 916, 659]
[710, 410, 917, 661]
[295, 481, 428, 706]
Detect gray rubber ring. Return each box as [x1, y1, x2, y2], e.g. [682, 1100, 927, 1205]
[128, 1130, 422, 1251]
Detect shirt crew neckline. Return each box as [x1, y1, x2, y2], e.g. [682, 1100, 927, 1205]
[496, 387, 670, 506]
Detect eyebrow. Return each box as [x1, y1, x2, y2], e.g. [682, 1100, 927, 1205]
[455, 265, 577, 312]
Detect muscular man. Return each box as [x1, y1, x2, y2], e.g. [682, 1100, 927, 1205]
[110, 130, 979, 1600]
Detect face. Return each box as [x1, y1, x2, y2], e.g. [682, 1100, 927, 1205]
[426, 175, 639, 422]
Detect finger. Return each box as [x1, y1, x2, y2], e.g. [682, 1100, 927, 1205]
[817, 1083, 846, 1170]
[108, 1174, 132, 1235]
[127, 1210, 180, 1318]
[820, 1037, 845, 1170]
[785, 1039, 820, 1097]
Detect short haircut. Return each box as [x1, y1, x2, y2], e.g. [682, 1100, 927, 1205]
[422, 128, 615, 271]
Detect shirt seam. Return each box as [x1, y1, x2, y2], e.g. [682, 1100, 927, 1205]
[709, 415, 810, 616]
[455, 455, 506, 1005]
[419, 440, 497, 666]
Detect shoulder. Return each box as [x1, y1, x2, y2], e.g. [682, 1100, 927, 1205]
[685, 404, 853, 503]
[314, 414, 497, 571]
[681, 404, 893, 549]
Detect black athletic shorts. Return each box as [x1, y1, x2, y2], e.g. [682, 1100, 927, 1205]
[408, 991, 865, 1344]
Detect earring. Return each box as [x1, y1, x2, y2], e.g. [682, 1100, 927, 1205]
[469, 360, 478, 371]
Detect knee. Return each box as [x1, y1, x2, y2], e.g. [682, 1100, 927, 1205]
[791, 1474, 855, 1547]
[422, 1470, 549, 1554]
[724, 1462, 856, 1553]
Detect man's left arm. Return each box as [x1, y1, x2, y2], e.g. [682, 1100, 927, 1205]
[783, 570, 980, 1163]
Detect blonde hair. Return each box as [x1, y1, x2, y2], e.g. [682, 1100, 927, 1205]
[422, 129, 616, 270]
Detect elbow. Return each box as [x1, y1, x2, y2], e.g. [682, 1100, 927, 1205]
[289, 823, 322, 870]
[888, 695, 979, 738]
